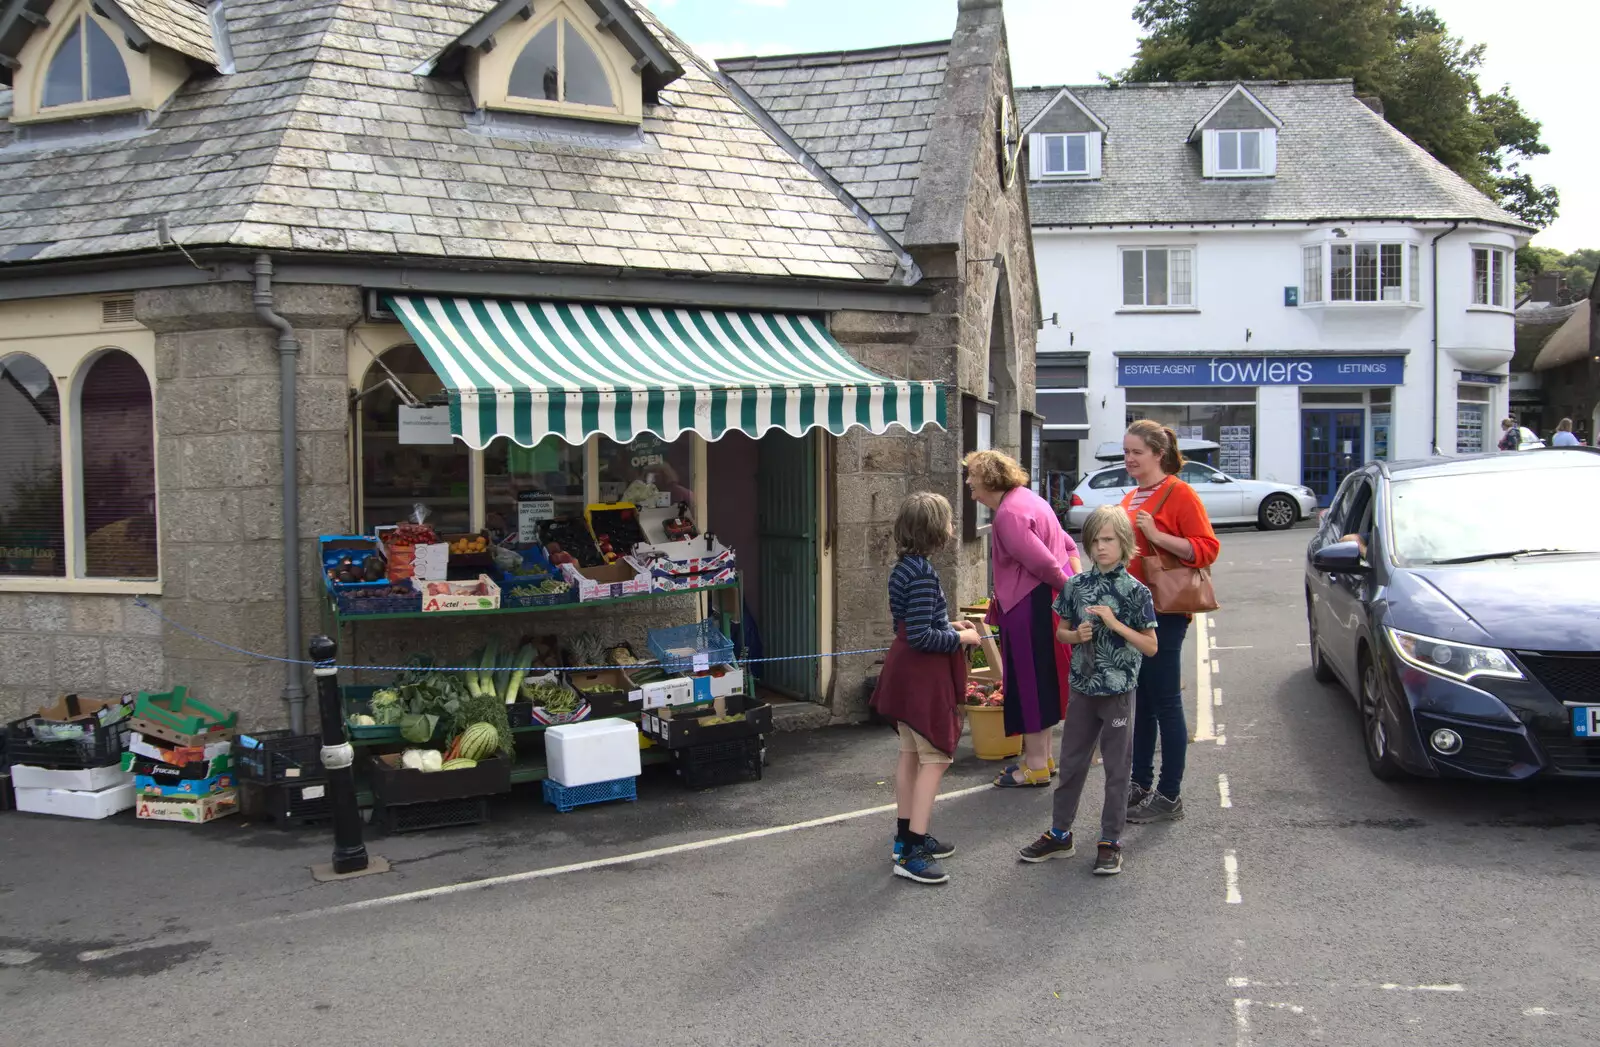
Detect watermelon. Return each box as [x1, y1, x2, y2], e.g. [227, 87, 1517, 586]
[457, 722, 498, 762]
[441, 758, 478, 771]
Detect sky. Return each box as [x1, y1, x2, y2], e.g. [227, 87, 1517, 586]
[643, 0, 1595, 251]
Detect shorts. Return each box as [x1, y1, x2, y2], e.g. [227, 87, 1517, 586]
[898, 723, 952, 766]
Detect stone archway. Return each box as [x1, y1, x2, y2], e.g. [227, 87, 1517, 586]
[987, 263, 1020, 454]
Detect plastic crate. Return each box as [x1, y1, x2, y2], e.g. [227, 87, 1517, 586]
[134, 687, 238, 737]
[647, 619, 735, 670]
[5, 713, 132, 770]
[672, 737, 764, 789]
[379, 796, 489, 834]
[239, 778, 331, 828]
[502, 584, 577, 609]
[332, 582, 422, 615]
[234, 730, 323, 783]
[0, 771, 13, 812]
[541, 775, 638, 813]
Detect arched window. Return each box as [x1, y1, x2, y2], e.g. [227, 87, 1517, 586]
[508, 15, 615, 109]
[78, 350, 156, 578]
[42, 13, 131, 109]
[0, 354, 65, 577]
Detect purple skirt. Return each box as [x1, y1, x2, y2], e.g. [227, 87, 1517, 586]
[998, 583, 1067, 736]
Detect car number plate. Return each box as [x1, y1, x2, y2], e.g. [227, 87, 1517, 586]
[1572, 706, 1600, 739]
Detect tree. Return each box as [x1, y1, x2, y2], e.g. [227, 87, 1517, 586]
[1122, 0, 1559, 227]
[1516, 246, 1596, 302]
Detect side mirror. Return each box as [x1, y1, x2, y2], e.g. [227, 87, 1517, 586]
[1211, 475, 1232, 484]
[1312, 540, 1369, 574]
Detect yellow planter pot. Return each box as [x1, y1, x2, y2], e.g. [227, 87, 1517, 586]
[964, 704, 1021, 760]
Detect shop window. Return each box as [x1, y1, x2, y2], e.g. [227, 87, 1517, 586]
[42, 12, 131, 109]
[483, 437, 586, 542]
[1121, 247, 1194, 308]
[357, 345, 473, 534]
[962, 396, 995, 539]
[1126, 387, 1257, 478]
[78, 351, 156, 578]
[597, 434, 695, 509]
[1472, 247, 1510, 308]
[1455, 384, 1491, 453]
[1370, 389, 1393, 461]
[0, 354, 65, 577]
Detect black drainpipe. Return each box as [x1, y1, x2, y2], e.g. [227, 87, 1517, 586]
[1430, 222, 1461, 455]
[252, 254, 307, 733]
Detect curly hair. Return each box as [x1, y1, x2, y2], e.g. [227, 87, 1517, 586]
[962, 449, 1030, 493]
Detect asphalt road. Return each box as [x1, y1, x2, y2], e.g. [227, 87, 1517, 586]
[3, 525, 1597, 1046]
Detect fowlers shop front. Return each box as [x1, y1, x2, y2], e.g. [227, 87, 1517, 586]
[1114, 351, 1409, 506]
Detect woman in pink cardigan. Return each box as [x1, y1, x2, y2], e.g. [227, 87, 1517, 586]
[965, 450, 1081, 787]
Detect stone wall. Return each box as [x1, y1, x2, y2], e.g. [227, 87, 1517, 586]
[824, 0, 1038, 721]
[134, 282, 361, 730]
[0, 595, 164, 723]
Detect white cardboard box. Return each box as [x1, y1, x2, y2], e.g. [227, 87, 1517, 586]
[15, 781, 135, 820]
[9, 763, 131, 792]
[544, 718, 642, 787]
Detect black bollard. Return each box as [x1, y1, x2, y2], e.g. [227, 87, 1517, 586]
[311, 634, 369, 875]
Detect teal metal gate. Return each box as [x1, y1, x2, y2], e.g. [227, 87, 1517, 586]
[756, 434, 819, 700]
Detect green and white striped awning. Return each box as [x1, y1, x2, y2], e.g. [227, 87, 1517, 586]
[385, 295, 947, 449]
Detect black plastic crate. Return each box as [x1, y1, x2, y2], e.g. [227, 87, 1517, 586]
[234, 730, 323, 783]
[379, 796, 489, 834]
[5, 713, 132, 770]
[672, 736, 764, 789]
[0, 771, 13, 812]
[369, 754, 511, 806]
[643, 693, 771, 750]
[239, 778, 332, 828]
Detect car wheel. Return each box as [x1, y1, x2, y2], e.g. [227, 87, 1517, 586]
[1258, 494, 1298, 531]
[1359, 652, 1408, 781]
[1307, 604, 1336, 684]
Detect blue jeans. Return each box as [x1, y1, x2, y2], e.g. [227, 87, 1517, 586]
[1132, 614, 1191, 799]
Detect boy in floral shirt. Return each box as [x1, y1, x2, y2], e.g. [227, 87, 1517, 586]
[1018, 506, 1157, 875]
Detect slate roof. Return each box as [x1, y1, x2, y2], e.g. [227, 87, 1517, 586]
[0, 0, 901, 283]
[117, 0, 220, 67]
[1017, 79, 1530, 231]
[719, 41, 950, 236]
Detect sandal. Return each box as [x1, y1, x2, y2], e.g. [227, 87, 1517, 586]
[992, 764, 1052, 788]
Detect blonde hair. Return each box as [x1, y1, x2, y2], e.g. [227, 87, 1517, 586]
[1081, 506, 1137, 566]
[962, 449, 1029, 493]
[894, 491, 954, 558]
[1126, 419, 1185, 475]
[1558, 418, 1574, 433]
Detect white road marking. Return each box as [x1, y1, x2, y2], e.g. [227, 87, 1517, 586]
[1211, 646, 1254, 651]
[1194, 613, 1215, 741]
[1214, 687, 1223, 708]
[1216, 723, 1227, 746]
[1231, 977, 1468, 993]
[1233, 997, 1253, 1047]
[0, 949, 41, 967]
[76, 781, 996, 964]
[1218, 774, 1233, 808]
[1224, 849, 1243, 903]
[1524, 1007, 1554, 1016]
[1380, 983, 1465, 993]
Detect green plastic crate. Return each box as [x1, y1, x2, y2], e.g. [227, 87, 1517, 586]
[134, 686, 238, 736]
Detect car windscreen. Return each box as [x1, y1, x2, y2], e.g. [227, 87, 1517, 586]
[1389, 466, 1600, 564]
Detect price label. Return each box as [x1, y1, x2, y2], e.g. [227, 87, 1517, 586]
[692, 653, 710, 673]
[302, 785, 326, 800]
[413, 543, 449, 581]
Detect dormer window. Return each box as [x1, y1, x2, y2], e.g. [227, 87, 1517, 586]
[508, 16, 614, 110]
[1023, 86, 1108, 182]
[42, 13, 131, 108]
[1190, 84, 1283, 178]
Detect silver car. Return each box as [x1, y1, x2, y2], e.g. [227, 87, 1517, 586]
[1065, 459, 1319, 532]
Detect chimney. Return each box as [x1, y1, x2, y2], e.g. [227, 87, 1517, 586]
[1357, 95, 1385, 116]
[1531, 272, 1564, 304]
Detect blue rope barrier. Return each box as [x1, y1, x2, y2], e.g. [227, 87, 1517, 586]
[130, 598, 889, 673]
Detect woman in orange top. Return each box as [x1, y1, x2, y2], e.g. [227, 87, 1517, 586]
[1119, 420, 1220, 824]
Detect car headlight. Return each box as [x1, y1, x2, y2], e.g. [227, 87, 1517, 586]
[1385, 627, 1523, 684]
[1298, 487, 1316, 498]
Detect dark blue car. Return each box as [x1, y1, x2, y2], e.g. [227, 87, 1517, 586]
[1305, 447, 1600, 780]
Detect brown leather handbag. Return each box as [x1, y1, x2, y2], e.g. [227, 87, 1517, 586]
[1138, 482, 1220, 615]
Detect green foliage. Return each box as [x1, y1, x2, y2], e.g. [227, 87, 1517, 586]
[1122, 0, 1559, 227]
[1515, 246, 1597, 301]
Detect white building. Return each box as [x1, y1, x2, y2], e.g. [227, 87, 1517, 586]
[1021, 79, 1533, 506]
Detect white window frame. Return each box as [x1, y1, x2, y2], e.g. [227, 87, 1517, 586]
[1031, 132, 1101, 180]
[1203, 128, 1276, 177]
[1303, 239, 1420, 306]
[0, 340, 161, 595]
[1470, 246, 1511, 310]
[1119, 246, 1196, 309]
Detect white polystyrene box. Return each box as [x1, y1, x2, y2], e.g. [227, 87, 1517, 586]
[543, 718, 642, 787]
[9, 763, 130, 792]
[14, 781, 135, 820]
